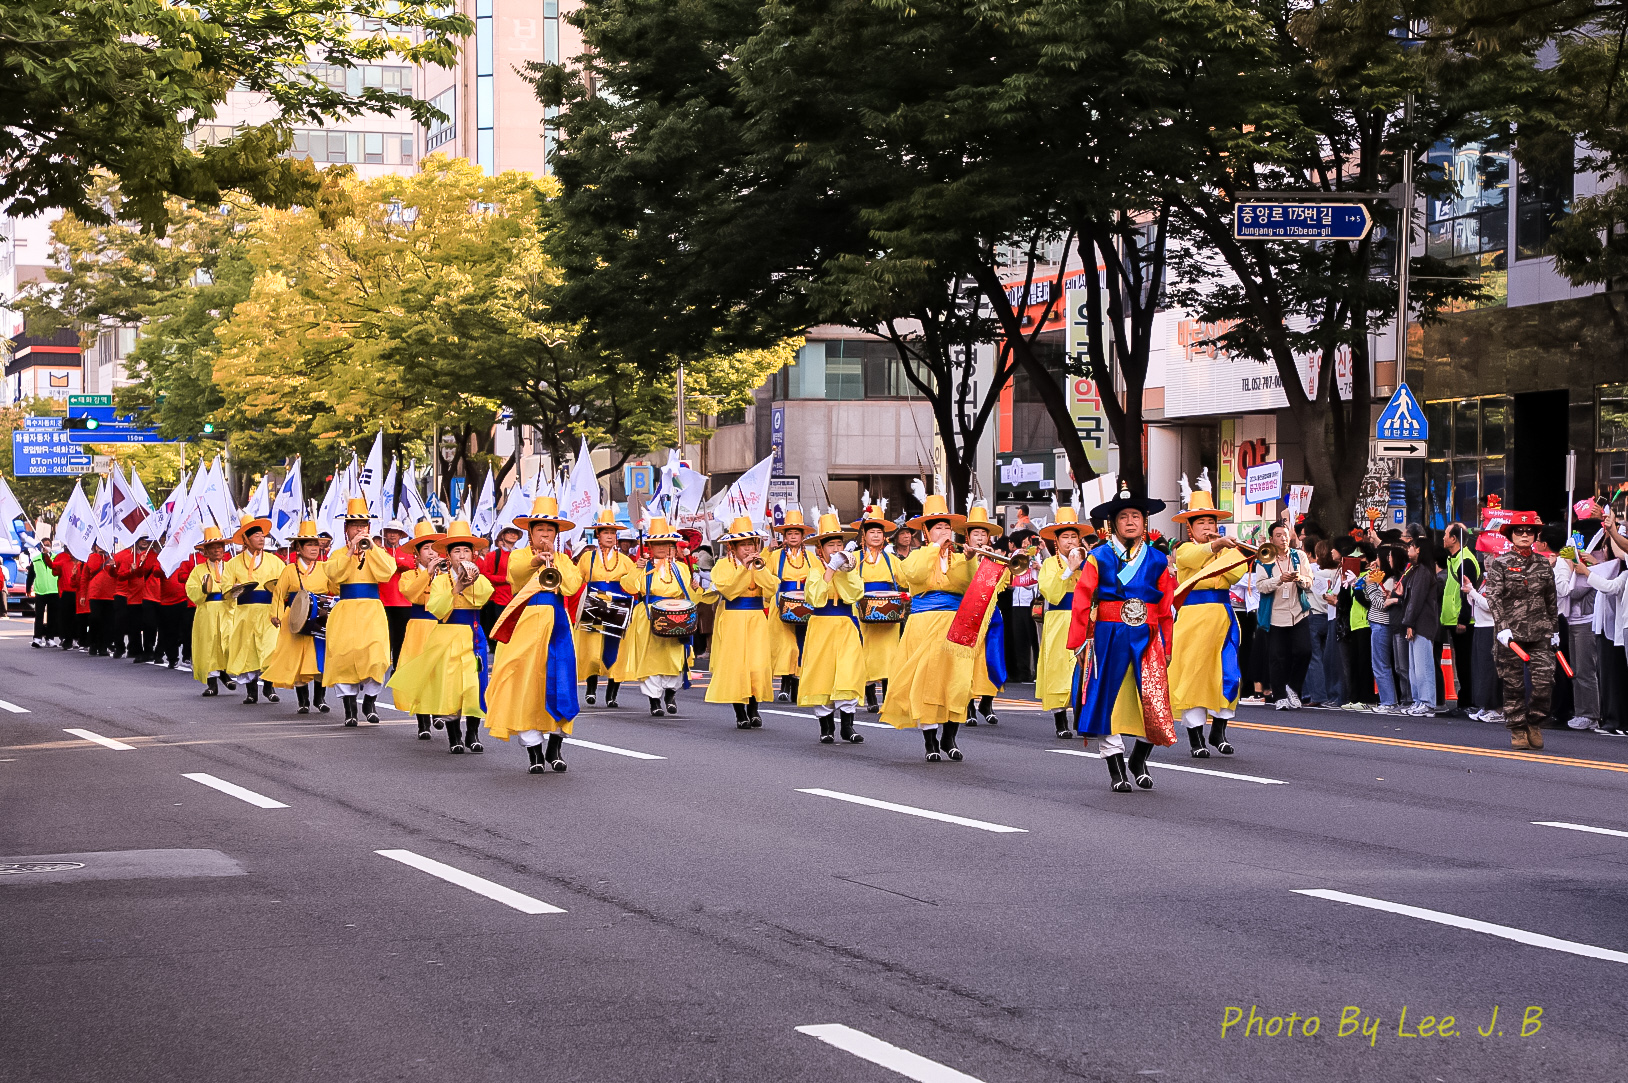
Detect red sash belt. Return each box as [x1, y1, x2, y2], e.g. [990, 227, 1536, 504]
[1096, 601, 1129, 622]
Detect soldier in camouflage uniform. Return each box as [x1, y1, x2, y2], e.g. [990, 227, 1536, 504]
[1483, 511, 1558, 750]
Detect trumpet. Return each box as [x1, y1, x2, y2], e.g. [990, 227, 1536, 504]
[355, 537, 373, 553]
[747, 556, 765, 570]
[534, 549, 562, 590]
[964, 543, 1031, 576]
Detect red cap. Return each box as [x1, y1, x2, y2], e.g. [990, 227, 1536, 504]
[1497, 510, 1543, 536]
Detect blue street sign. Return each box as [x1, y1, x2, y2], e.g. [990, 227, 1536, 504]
[1234, 202, 1373, 241]
[1376, 383, 1428, 441]
[12, 428, 93, 476]
[65, 422, 166, 444]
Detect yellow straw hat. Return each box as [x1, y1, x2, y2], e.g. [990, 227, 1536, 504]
[809, 509, 856, 544]
[850, 504, 896, 532]
[1171, 488, 1232, 524]
[1039, 506, 1095, 543]
[408, 520, 445, 551]
[772, 508, 810, 535]
[289, 520, 323, 543]
[434, 519, 489, 555]
[719, 515, 766, 543]
[514, 496, 576, 532]
[642, 516, 683, 543]
[342, 497, 372, 523]
[231, 513, 273, 547]
[195, 525, 227, 551]
[905, 493, 966, 533]
[962, 505, 1004, 538]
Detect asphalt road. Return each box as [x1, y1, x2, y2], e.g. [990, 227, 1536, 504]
[4, 619, 1627, 1082]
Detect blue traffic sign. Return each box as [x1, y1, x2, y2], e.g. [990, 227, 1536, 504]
[65, 424, 166, 444]
[1376, 383, 1427, 441]
[1234, 203, 1372, 241]
[12, 427, 93, 476]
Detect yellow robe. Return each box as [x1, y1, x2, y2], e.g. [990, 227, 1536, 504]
[389, 571, 494, 718]
[969, 553, 1010, 699]
[857, 551, 905, 683]
[573, 547, 638, 679]
[393, 567, 440, 675]
[321, 544, 400, 687]
[763, 544, 814, 677]
[798, 561, 867, 706]
[879, 546, 975, 729]
[704, 556, 775, 704]
[1035, 554, 1081, 711]
[1168, 541, 1248, 715]
[485, 554, 585, 738]
[611, 559, 697, 681]
[185, 559, 233, 681]
[223, 550, 285, 677]
[263, 558, 331, 688]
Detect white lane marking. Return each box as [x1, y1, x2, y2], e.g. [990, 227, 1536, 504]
[796, 788, 1027, 834]
[63, 727, 135, 751]
[1049, 748, 1286, 785]
[1295, 888, 1628, 965]
[182, 772, 289, 809]
[0, 698, 30, 713]
[562, 737, 665, 760]
[760, 708, 891, 729]
[1534, 820, 1628, 839]
[796, 1023, 986, 1083]
[375, 849, 566, 914]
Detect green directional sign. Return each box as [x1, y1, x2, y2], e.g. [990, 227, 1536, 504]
[68, 394, 113, 407]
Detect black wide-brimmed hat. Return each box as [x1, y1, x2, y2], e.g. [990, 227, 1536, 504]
[1091, 481, 1166, 523]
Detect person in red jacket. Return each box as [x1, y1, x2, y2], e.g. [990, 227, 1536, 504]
[123, 537, 161, 663]
[51, 548, 79, 650]
[479, 523, 524, 635]
[83, 548, 118, 656]
[377, 521, 416, 666]
[171, 550, 202, 667]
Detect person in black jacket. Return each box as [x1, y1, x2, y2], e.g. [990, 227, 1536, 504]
[1400, 535, 1444, 715]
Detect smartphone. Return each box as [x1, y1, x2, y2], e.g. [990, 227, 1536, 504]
[1341, 556, 1362, 575]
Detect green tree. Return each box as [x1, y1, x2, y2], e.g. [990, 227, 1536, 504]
[0, 0, 470, 234]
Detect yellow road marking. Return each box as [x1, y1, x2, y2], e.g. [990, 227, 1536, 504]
[1229, 720, 1628, 774]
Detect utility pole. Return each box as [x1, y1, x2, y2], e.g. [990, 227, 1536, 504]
[1395, 92, 1415, 391]
[675, 364, 686, 454]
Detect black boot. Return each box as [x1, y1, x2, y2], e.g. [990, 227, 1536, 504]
[203, 675, 219, 697]
[527, 743, 545, 774]
[980, 695, 998, 726]
[296, 685, 311, 715]
[605, 680, 620, 708]
[864, 682, 879, 712]
[586, 675, 599, 706]
[923, 728, 942, 762]
[1128, 739, 1155, 789]
[734, 703, 752, 729]
[649, 696, 665, 718]
[777, 675, 793, 703]
[544, 731, 566, 772]
[447, 719, 465, 753]
[465, 718, 483, 753]
[839, 709, 863, 743]
[1209, 717, 1235, 755]
[263, 680, 279, 703]
[964, 699, 979, 725]
[432, 715, 446, 729]
[941, 720, 963, 761]
[343, 695, 358, 726]
[1054, 710, 1075, 739]
[314, 684, 329, 713]
[788, 676, 799, 701]
[223, 677, 238, 691]
[1106, 752, 1133, 793]
[747, 696, 763, 727]
[244, 680, 259, 705]
[1187, 726, 1211, 759]
[417, 714, 432, 740]
[818, 712, 836, 743]
[362, 694, 379, 724]
[663, 688, 677, 715]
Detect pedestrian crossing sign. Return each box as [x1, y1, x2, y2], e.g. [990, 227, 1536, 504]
[1376, 383, 1427, 441]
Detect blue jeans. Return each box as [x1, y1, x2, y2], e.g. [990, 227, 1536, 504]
[1408, 633, 1438, 708]
[1311, 617, 1346, 704]
[1371, 622, 1397, 706]
[1304, 617, 1330, 703]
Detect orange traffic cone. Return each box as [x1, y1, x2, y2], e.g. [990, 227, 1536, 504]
[1440, 643, 1458, 706]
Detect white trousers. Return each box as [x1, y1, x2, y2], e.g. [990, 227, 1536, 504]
[331, 679, 383, 697]
[1094, 732, 1127, 757]
[814, 698, 859, 717]
[641, 674, 683, 696]
[1182, 706, 1234, 730]
[234, 669, 262, 684]
[518, 730, 545, 747]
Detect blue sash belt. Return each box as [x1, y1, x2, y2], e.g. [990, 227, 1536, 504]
[239, 589, 273, 605]
[1047, 592, 1074, 612]
[798, 600, 862, 663]
[206, 593, 224, 602]
[863, 581, 897, 594]
[339, 584, 380, 601]
[447, 609, 492, 713]
[911, 590, 962, 613]
[523, 591, 580, 721]
[724, 597, 765, 611]
[1181, 589, 1240, 701]
[407, 604, 433, 621]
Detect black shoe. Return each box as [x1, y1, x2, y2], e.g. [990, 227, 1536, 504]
[432, 715, 445, 729]
[777, 675, 793, 703]
[586, 693, 597, 706]
[747, 697, 763, 727]
[663, 689, 677, 716]
[864, 683, 879, 712]
[1188, 726, 1211, 758]
[545, 731, 566, 772]
[527, 744, 546, 774]
[941, 721, 963, 761]
[315, 686, 329, 713]
[362, 695, 379, 724]
[978, 695, 996, 725]
[964, 700, 979, 726]
[1129, 739, 1154, 789]
[839, 710, 863, 743]
[818, 713, 835, 744]
[984, 711, 999, 726]
[417, 714, 432, 740]
[1106, 752, 1133, 793]
[131, 654, 145, 664]
[448, 720, 464, 753]
[343, 695, 358, 727]
[734, 703, 752, 729]
[585, 677, 598, 707]
[649, 697, 665, 718]
[605, 681, 620, 708]
[263, 681, 279, 703]
[202, 676, 219, 697]
[465, 718, 482, 753]
[244, 682, 259, 705]
[223, 678, 237, 691]
[167, 659, 179, 669]
[296, 686, 311, 715]
[1054, 711, 1075, 739]
[1209, 717, 1235, 755]
[923, 729, 942, 762]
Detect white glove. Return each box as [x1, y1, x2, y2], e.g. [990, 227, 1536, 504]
[826, 555, 846, 571]
[1551, 632, 1561, 646]
[1497, 629, 1513, 647]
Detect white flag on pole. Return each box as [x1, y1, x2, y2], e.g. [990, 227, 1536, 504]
[713, 452, 776, 528]
[111, 465, 152, 548]
[379, 456, 399, 525]
[91, 475, 117, 552]
[193, 457, 236, 540]
[0, 472, 26, 532]
[148, 474, 187, 543]
[245, 475, 271, 519]
[59, 481, 97, 561]
[359, 432, 386, 516]
[397, 461, 430, 526]
[469, 469, 498, 537]
[157, 489, 205, 575]
[558, 438, 599, 550]
[270, 460, 304, 544]
[128, 468, 153, 512]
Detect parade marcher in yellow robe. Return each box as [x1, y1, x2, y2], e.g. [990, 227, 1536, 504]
[799, 510, 868, 744]
[763, 508, 814, 702]
[612, 517, 702, 719]
[385, 522, 447, 739]
[486, 497, 584, 773]
[962, 504, 1008, 727]
[323, 497, 400, 726]
[879, 494, 978, 761]
[1036, 507, 1091, 738]
[704, 516, 775, 728]
[1168, 477, 1250, 758]
[263, 521, 333, 714]
[850, 501, 904, 713]
[390, 520, 495, 755]
[574, 508, 637, 708]
[222, 513, 285, 705]
[185, 526, 235, 696]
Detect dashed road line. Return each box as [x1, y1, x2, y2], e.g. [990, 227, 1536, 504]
[796, 1023, 987, 1082]
[375, 849, 566, 914]
[796, 788, 1027, 834]
[1048, 748, 1287, 784]
[63, 727, 135, 751]
[760, 708, 892, 729]
[563, 737, 665, 760]
[0, 697, 29, 713]
[1533, 820, 1628, 840]
[182, 772, 289, 809]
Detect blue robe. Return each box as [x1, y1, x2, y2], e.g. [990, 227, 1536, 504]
[1071, 541, 1170, 737]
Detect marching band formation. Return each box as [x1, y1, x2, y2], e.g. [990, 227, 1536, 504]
[21, 470, 1586, 791]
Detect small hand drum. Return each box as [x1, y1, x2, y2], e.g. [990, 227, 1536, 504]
[649, 598, 699, 638]
[776, 590, 813, 625]
[859, 590, 911, 624]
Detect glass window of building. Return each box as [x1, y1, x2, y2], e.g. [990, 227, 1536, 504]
[1423, 395, 1511, 524]
[1599, 383, 1628, 495]
[1515, 144, 1574, 261]
[772, 340, 920, 401]
[1424, 141, 1510, 308]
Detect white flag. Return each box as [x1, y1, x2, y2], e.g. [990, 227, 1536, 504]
[192, 457, 236, 540]
[397, 460, 431, 526]
[128, 468, 153, 512]
[270, 460, 304, 544]
[149, 474, 187, 542]
[558, 438, 599, 551]
[359, 432, 386, 516]
[59, 481, 97, 561]
[110, 464, 151, 549]
[316, 467, 345, 540]
[492, 467, 534, 541]
[158, 489, 205, 575]
[469, 469, 498, 536]
[0, 473, 26, 532]
[665, 449, 708, 517]
[379, 456, 399, 525]
[713, 452, 776, 528]
[90, 475, 118, 552]
[245, 475, 271, 519]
